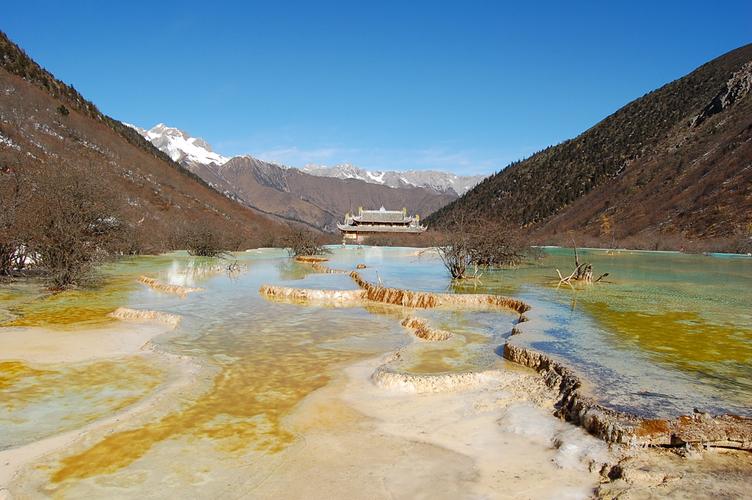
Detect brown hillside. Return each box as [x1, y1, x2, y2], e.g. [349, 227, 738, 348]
[215, 156, 455, 232]
[0, 32, 284, 250]
[428, 44, 752, 249]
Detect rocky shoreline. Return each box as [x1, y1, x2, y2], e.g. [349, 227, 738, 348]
[503, 343, 752, 451]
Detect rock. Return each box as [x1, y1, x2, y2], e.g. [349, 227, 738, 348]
[692, 61, 752, 127]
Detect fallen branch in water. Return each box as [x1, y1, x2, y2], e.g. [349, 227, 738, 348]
[556, 242, 609, 286]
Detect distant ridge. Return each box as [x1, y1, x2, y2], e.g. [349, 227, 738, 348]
[427, 43, 752, 247]
[301, 164, 484, 196]
[132, 123, 458, 232]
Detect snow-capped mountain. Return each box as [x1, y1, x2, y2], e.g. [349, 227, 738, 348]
[129, 123, 485, 196]
[302, 164, 484, 195]
[125, 122, 457, 232]
[124, 123, 229, 166]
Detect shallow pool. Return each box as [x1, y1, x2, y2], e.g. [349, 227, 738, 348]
[1, 246, 750, 493]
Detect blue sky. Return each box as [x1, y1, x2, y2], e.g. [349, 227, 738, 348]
[4, 1, 751, 174]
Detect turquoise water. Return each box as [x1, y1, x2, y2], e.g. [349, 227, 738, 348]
[0, 246, 750, 487]
[324, 246, 752, 417]
[462, 248, 752, 417]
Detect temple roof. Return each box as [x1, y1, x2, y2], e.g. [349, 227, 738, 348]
[355, 207, 410, 223]
[337, 223, 426, 233]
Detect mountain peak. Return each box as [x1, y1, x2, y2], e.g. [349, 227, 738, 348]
[130, 123, 229, 166]
[132, 124, 485, 195]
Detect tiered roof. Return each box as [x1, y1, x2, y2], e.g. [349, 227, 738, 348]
[337, 206, 426, 234]
[354, 208, 410, 224]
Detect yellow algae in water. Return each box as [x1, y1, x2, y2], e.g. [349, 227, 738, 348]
[0, 254, 189, 328]
[404, 344, 473, 373]
[50, 344, 365, 484]
[0, 361, 53, 390]
[399, 328, 494, 374]
[587, 302, 752, 371]
[1, 357, 164, 414]
[1, 278, 136, 328]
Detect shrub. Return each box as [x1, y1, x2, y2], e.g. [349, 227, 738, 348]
[282, 228, 328, 257]
[168, 221, 231, 257]
[24, 167, 125, 289]
[436, 212, 529, 279]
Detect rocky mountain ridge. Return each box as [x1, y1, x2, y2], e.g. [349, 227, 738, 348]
[301, 163, 484, 195]
[130, 123, 458, 231]
[131, 122, 483, 195]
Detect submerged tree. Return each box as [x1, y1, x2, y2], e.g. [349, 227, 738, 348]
[556, 241, 609, 286]
[282, 228, 329, 257]
[436, 212, 529, 280]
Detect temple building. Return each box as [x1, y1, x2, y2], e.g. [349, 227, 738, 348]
[337, 206, 427, 242]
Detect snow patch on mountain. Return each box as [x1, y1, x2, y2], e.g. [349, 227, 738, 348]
[367, 170, 385, 183]
[0, 132, 21, 151]
[302, 164, 485, 195]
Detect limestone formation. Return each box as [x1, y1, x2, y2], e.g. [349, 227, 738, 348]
[503, 343, 752, 451]
[294, 255, 329, 263]
[259, 285, 364, 305]
[108, 307, 181, 327]
[264, 258, 752, 452]
[400, 317, 452, 341]
[348, 271, 530, 315]
[373, 366, 503, 393]
[138, 276, 202, 297]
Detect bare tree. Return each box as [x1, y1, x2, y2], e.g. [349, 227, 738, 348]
[24, 166, 125, 289]
[282, 228, 329, 257]
[185, 229, 226, 257]
[437, 235, 474, 280]
[182, 223, 229, 257]
[0, 164, 29, 277]
[436, 212, 529, 280]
